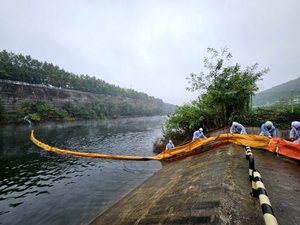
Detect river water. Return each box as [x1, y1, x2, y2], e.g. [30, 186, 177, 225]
[0, 116, 165, 225]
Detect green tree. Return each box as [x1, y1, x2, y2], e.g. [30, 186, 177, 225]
[0, 50, 15, 80]
[0, 50, 174, 121]
[119, 101, 133, 116]
[186, 47, 269, 123]
[0, 101, 7, 122]
[18, 101, 67, 121]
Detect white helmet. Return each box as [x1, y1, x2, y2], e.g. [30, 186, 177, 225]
[199, 128, 203, 132]
[291, 121, 300, 128]
[266, 121, 273, 127]
[169, 140, 172, 143]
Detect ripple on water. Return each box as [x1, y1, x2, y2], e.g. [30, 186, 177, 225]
[0, 117, 164, 225]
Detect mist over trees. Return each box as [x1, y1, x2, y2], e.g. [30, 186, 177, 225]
[0, 50, 176, 123]
[0, 50, 164, 101]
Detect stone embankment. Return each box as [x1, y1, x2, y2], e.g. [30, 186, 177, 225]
[90, 144, 300, 225]
[0, 80, 140, 112]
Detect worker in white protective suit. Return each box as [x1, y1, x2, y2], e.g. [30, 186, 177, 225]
[260, 121, 276, 138]
[193, 128, 207, 140]
[289, 121, 300, 143]
[230, 122, 247, 134]
[165, 140, 175, 150]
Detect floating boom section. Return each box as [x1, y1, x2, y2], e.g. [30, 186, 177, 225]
[30, 130, 300, 161]
[157, 133, 272, 159]
[270, 138, 300, 161]
[30, 130, 157, 161]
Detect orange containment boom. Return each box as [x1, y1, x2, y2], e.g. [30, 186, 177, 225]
[30, 130, 300, 161]
[270, 138, 300, 161]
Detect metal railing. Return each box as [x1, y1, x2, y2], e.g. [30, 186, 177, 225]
[252, 89, 300, 113]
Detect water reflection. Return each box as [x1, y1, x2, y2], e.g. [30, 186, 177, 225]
[0, 116, 164, 225]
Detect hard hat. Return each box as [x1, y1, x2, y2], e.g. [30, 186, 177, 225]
[199, 128, 203, 132]
[232, 122, 238, 127]
[169, 140, 172, 143]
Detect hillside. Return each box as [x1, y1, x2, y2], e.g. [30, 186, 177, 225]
[0, 50, 177, 123]
[253, 77, 300, 107]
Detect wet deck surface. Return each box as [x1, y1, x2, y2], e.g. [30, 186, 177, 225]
[90, 144, 300, 225]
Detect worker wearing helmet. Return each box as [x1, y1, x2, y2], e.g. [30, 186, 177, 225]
[289, 121, 300, 143]
[165, 140, 175, 150]
[230, 122, 247, 134]
[260, 121, 276, 138]
[192, 128, 207, 140]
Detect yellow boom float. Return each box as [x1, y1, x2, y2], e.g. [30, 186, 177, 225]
[29, 130, 289, 161]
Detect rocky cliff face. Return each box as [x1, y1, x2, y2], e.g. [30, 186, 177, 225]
[0, 81, 108, 112]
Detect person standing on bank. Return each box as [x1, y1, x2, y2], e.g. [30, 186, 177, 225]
[193, 128, 207, 140]
[165, 140, 175, 150]
[24, 116, 32, 126]
[289, 121, 300, 143]
[230, 122, 247, 134]
[260, 121, 276, 138]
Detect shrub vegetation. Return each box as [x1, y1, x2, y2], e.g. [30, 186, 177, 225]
[156, 47, 300, 152]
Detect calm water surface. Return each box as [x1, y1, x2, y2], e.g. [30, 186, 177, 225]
[0, 116, 165, 225]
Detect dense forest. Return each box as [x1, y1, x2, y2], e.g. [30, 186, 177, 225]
[0, 50, 176, 123]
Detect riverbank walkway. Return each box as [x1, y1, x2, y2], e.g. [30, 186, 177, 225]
[90, 144, 300, 225]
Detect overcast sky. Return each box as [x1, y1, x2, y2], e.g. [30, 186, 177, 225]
[1, 1, 299, 105]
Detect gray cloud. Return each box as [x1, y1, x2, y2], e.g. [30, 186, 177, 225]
[1, 0, 299, 105]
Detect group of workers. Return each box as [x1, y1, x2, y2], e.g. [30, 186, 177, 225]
[230, 121, 277, 137]
[230, 120, 300, 143]
[165, 120, 300, 150]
